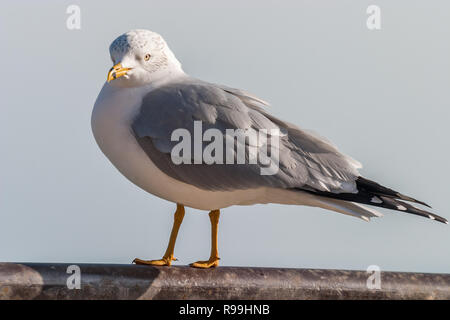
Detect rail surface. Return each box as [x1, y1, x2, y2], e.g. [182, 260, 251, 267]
[0, 263, 449, 299]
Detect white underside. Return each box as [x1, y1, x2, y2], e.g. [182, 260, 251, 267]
[91, 81, 381, 221]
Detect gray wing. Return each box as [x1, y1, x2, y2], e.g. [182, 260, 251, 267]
[132, 78, 361, 193]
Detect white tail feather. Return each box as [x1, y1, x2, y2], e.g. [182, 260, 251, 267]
[313, 196, 383, 222]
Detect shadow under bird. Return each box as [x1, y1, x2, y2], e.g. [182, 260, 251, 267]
[91, 29, 447, 269]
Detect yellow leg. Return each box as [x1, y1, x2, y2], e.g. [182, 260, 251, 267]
[190, 209, 221, 269]
[133, 204, 185, 266]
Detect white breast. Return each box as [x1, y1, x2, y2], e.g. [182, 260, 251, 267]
[91, 83, 275, 210]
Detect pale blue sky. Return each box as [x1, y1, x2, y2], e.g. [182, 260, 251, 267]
[0, 1, 449, 273]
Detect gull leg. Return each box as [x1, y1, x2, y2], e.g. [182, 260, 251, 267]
[133, 204, 185, 266]
[190, 209, 221, 269]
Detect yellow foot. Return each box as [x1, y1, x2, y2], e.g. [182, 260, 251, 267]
[133, 256, 176, 266]
[189, 257, 220, 269]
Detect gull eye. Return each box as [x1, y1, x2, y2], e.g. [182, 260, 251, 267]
[144, 54, 151, 61]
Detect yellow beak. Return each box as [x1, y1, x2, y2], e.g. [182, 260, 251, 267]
[107, 63, 131, 82]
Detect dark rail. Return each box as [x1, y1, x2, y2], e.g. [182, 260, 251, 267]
[0, 263, 449, 299]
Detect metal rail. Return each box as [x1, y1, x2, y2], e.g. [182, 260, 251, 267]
[0, 263, 449, 299]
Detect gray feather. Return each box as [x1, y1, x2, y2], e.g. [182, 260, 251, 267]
[132, 77, 361, 192]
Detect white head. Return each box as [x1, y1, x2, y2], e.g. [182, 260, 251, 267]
[107, 29, 183, 88]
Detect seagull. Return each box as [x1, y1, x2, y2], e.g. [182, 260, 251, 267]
[92, 29, 447, 269]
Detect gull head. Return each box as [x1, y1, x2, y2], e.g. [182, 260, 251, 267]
[107, 29, 183, 88]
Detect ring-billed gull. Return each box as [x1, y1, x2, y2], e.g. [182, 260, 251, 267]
[92, 29, 447, 269]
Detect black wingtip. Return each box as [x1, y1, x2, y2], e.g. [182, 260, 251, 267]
[357, 176, 432, 208]
[298, 178, 447, 224]
[379, 196, 447, 224]
[399, 195, 432, 209]
[425, 214, 447, 224]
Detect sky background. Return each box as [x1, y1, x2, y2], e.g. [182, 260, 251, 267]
[0, 1, 449, 273]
